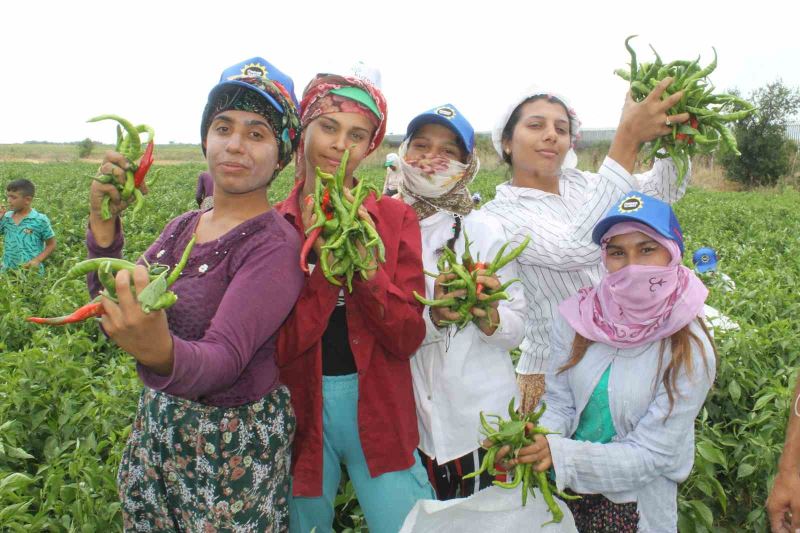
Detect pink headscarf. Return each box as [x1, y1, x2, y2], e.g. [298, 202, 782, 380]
[559, 222, 708, 349]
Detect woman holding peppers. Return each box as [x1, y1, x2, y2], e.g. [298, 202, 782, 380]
[86, 57, 304, 530]
[499, 193, 716, 532]
[483, 79, 693, 414]
[275, 74, 434, 533]
[394, 103, 526, 499]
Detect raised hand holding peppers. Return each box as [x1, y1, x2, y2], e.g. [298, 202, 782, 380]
[616, 36, 755, 183]
[88, 114, 158, 219]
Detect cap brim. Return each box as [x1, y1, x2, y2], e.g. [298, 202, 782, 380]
[208, 80, 284, 114]
[406, 114, 472, 153]
[695, 262, 717, 273]
[592, 215, 678, 247]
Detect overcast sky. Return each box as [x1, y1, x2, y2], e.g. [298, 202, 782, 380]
[2, 0, 797, 144]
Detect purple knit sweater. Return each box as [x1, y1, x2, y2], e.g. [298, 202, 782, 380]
[87, 209, 304, 407]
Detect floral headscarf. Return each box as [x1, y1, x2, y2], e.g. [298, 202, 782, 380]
[201, 76, 301, 174]
[295, 74, 388, 181]
[397, 138, 480, 220]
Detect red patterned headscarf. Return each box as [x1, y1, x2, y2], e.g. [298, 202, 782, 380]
[295, 74, 388, 181]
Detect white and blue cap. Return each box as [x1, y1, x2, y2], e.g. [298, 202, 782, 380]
[592, 192, 685, 254]
[692, 247, 718, 273]
[405, 104, 475, 153]
[209, 57, 299, 114]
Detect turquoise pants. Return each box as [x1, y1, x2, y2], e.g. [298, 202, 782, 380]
[289, 374, 433, 533]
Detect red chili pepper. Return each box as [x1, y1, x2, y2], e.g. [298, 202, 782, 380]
[300, 226, 323, 274]
[27, 301, 104, 326]
[322, 190, 334, 220]
[133, 141, 154, 188]
[472, 261, 487, 294]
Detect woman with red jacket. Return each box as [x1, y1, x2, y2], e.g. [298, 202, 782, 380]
[275, 73, 433, 533]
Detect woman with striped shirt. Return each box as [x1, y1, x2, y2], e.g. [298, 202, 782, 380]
[483, 78, 692, 412]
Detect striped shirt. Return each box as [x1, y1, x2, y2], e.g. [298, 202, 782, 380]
[482, 156, 688, 374]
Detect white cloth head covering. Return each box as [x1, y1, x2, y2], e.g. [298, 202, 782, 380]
[491, 86, 583, 170]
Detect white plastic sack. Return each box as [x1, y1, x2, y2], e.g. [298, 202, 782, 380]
[399, 485, 577, 533]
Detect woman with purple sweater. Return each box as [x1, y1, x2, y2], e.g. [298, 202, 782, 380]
[86, 57, 304, 531]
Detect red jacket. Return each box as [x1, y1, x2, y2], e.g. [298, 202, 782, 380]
[275, 182, 426, 497]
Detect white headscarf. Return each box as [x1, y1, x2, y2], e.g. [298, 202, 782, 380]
[491, 86, 583, 170]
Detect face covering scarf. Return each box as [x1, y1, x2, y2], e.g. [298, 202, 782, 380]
[397, 138, 479, 220]
[558, 222, 708, 349]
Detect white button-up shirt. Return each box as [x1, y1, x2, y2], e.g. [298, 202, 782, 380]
[411, 209, 526, 463]
[482, 157, 688, 374]
[540, 316, 716, 532]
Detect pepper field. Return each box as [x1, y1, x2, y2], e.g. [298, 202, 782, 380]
[0, 150, 798, 531]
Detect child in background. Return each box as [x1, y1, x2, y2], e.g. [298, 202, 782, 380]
[0, 179, 56, 274]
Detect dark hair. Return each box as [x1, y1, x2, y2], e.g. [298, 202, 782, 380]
[7, 179, 35, 197]
[500, 95, 572, 166]
[445, 216, 462, 253]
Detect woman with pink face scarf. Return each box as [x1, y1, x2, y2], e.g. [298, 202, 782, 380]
[497, 192, 717, 532]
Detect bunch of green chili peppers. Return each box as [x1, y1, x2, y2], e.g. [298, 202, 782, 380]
[303, 149, 386, 293]
[615, 35, 755, 184]
[414, 232, 530, 330]
[89, 114, 159, 220]
[465, 399, 579, 526]
[28, 236, 196, 326]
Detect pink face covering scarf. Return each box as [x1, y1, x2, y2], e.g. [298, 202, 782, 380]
[558, 222, 708, 349]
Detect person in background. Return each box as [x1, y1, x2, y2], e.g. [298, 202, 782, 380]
[0, 178, 56, 274]
[767, 373, 800, 533]
[692, 246, 739, 333]
[383, 152, 401, 195]
[195, 170, 214, 209]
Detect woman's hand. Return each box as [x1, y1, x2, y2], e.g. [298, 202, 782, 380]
[430, 272, 466, 327]
[344, 187, 378, 281]
[619, 77, 690, 145]
[610, 77, 691, 172]
[90, 151, 148, 220]
[490, 425, 553, 473]
[101, 266, 173, 375]
[470, 269, 502, 335]
[300, 194, 333, 268]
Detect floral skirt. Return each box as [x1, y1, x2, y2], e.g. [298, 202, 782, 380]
[565, 489, 639, 533]
[117, 385, 295, 532]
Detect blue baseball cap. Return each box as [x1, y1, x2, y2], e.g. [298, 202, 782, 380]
[592, 192, 684, 254]
[405, 103, 475, 153]
[210, 57, 299, 113]
[692, 247, 718, 273]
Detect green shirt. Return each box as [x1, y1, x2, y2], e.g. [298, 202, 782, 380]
[0, 209, 54, 274]
[573, 364, 617, 444]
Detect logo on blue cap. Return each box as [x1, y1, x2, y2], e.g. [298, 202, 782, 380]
[435, 106, 456, 119]
[239, 62, 269, 80]
[618, 195, 643, 213]
[692, 247, 718, 273]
